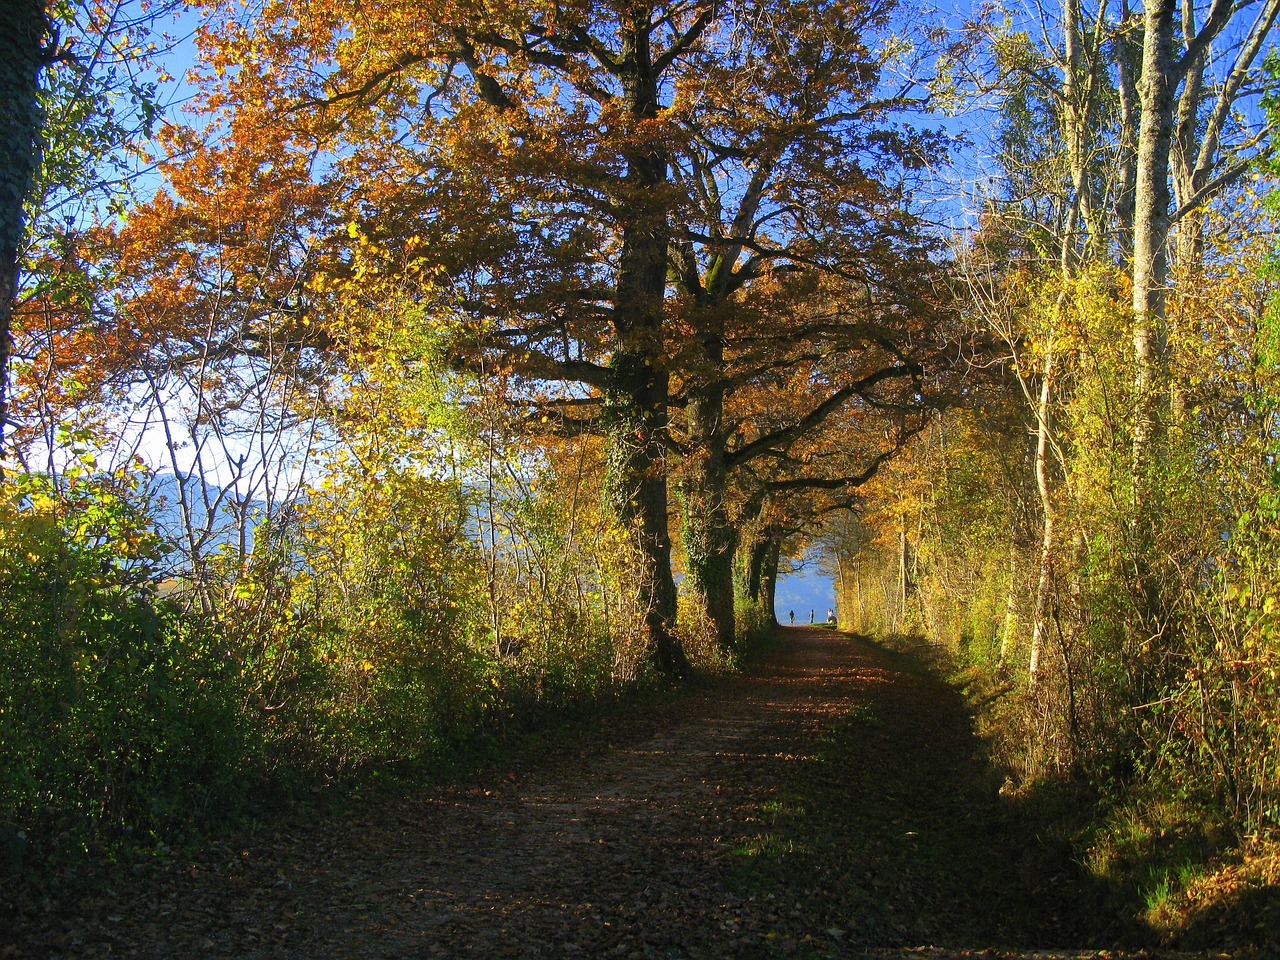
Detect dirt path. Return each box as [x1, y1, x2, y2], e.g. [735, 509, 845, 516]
[7, 629, 1194, 959]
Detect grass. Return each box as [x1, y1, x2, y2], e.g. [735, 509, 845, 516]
[1070, 792, 1280, 950]
[914, 630, 1279, 954]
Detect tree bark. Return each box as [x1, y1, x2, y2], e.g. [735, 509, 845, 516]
[1114, 0, 1140, 259]
[741, 528, 767, 605]
[1170, 0, 1207, 272]
[0, 0, 49, 464]
[1062, 0, 1108, 258]
[604, 258, 687, 675]
[603, 369, 685, 674]
[1131, 0, 1177, 524]
[834, 554, 847, 629]
[1028, 345, 1056, 689]
[602, 25, 688, 676]
[1170, 0, 1280, 271]
[680, 339, 737, 651]
[999, 523, 1019, 663]
[901, 519, 911, 616]
[739, 522, 779, 618]
[760, 534, 781, 621]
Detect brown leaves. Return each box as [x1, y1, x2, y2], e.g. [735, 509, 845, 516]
[5, 632, 1164, 958]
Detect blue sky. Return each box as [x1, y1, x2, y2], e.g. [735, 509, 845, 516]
[774, 568, 836, 623]
[774, 547, 836, 622]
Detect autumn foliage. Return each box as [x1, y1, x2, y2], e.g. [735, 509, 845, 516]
[12, 2, 1280, 940]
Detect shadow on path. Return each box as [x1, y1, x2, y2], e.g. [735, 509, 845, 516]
[728, 628, 1147, 956]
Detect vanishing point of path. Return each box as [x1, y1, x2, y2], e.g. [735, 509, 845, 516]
[9, 629, 1191, 959]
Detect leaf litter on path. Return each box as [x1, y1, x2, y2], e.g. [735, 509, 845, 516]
[3, 629, 1217, 959]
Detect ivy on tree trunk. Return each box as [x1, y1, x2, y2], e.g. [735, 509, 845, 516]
[0, 0, 49, 460]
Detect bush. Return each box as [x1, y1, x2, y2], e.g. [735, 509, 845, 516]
[0, 468, 247, 874]
[1, 442, 664, 891]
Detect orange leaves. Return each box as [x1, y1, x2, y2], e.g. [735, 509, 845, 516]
[83, 0, 947, 536]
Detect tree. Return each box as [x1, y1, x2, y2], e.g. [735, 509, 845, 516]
[671, 266, 951, 644]
[723, 355, 940, 620]
[948, 0, 1280, 687]
[13, 118, 343, 607]
[172, 0, 950, 671]
[1128, 0, 1280, 604]
[0, 0, 52, 462]
[660, 7, 951, 647]
[182, 0, 736, 672]
[4, 0, 181, 466]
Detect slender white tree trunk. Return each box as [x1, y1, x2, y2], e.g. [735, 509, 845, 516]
[1131, 0, 1177, 520]
[1028, 344, 1056, 689]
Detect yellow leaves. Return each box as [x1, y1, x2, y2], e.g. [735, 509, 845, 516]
[27, 492, 56, 514]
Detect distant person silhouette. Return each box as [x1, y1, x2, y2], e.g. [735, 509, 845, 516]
[788, 610, 794, 624]
[809, 610, 814, 623]
[827, 607, 835, 623]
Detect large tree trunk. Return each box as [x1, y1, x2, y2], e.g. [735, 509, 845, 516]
[740, 529, 766, 605]
[1127, 0, 1178, 645]
[760, 534, 781, 621]
[604, 251, 687, 675]
[680, 349, 737, 652]
[739, 523, 778, 619]
[603, 364, 685, 674]
[0, 0, 49, 464]
[603, 32, 688, 676]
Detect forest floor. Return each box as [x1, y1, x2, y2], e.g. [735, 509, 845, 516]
[3, 628, 1245, 959]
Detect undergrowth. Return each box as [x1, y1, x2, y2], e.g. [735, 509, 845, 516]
[0, 465, 725, 910]
[876, 630, 1280, 954]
